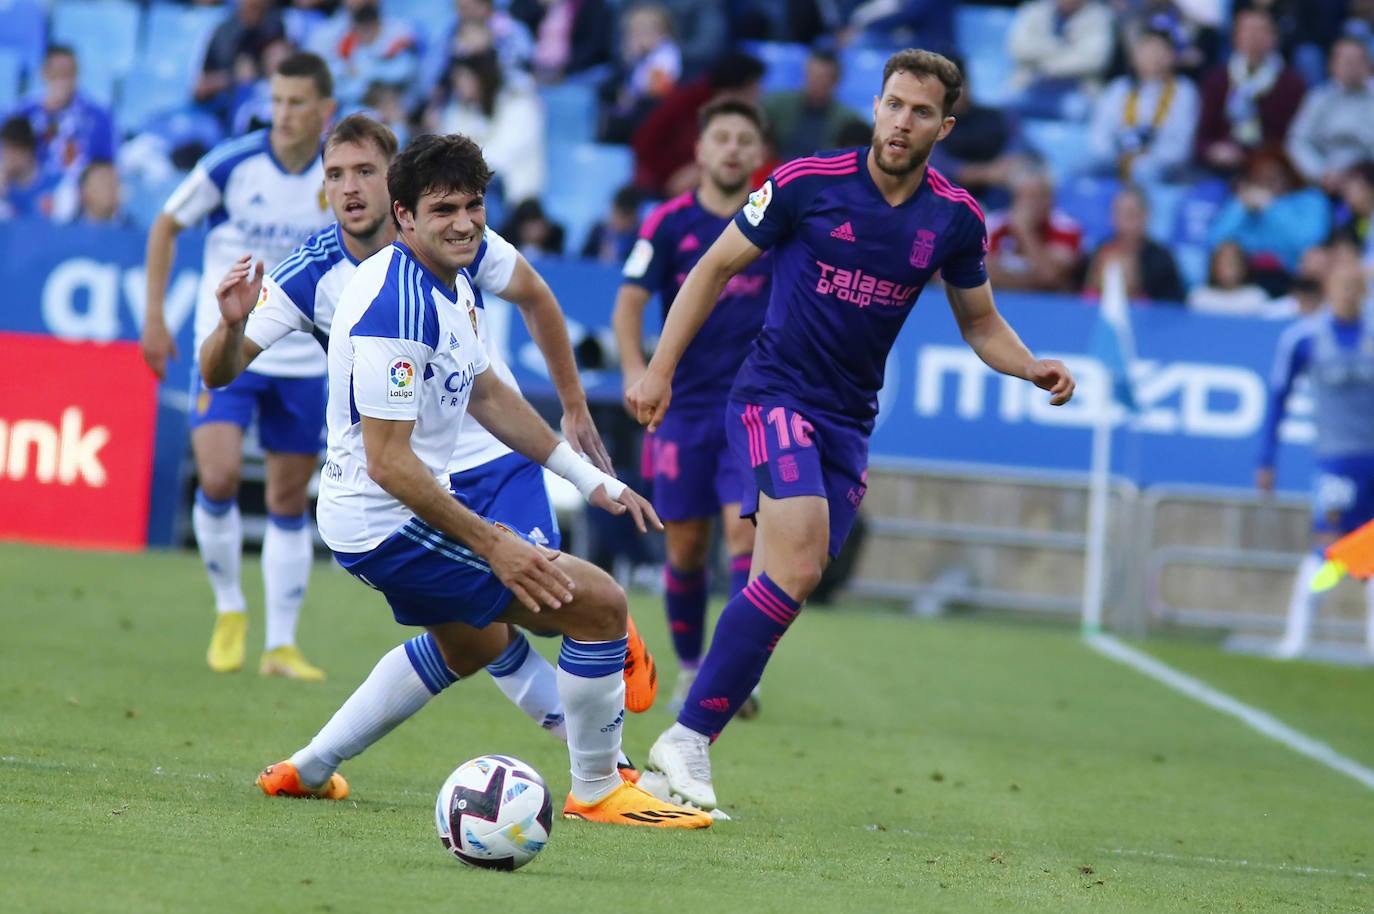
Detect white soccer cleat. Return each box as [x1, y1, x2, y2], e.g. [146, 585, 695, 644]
[647, 725, 717, 812]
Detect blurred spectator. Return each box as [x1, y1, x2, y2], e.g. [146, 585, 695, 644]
[985, 165, 1085, 293]
[841, 1, 956, 55]
[418, 0, 535, 106]
[72, 160, 130, 227]
[1083, 185, 1186, 302]
[631, 51, 765, 196]
[1108, 0, 1224, 81]
[311, 0, 418, 109]
[1265, 245, 1328, 318]
[500, 197, 565, 259]
[0, 116, 60, 221]
[360, 81, 411, 149]
[1207, 148, 1331, 295]
[1331, 160, 1374, 265]
[1088, 28, 1199, 183]
[653, 0, 729, 76]
[230, 37, 294, 135]
[1187, 239, 1274, 315]
[598, 3, 682, 144]
[16, 46, 117, 187]
[581, 184, 642, 263]
[927, 60, 1031, 210]
[196, 0, 289, 128]
[1007, 0, 1116, 119]
[1284, 37, 1374, 194]
[430, 50, 546, 206]
[1195, 8, 1306, 177]
[510, 0, 614, 82]
[761, 47, 867, 161]
[1232, 0, 1347, 87]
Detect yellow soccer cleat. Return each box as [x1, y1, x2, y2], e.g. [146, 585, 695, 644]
[255, 761, 349, 800]
[623, 614, 658, 713]
[259, 645, 326, 682]
[207, 611, 248, 673]
[562, 782, 712, 828]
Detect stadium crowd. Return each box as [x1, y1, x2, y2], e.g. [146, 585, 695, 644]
[2, 0, 1374, 314]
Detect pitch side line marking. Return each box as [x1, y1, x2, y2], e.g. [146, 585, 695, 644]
[1086, 633, 1374, 791]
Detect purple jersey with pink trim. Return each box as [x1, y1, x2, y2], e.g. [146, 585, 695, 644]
[731, 147, 988, 431]
[623, 190, 772, 411]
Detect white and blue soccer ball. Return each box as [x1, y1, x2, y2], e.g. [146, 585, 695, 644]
[435, 755, 552, 870]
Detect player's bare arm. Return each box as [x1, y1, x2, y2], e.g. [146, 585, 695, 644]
[140, 211, 186, 380]
[500, 254, 614, 474]
[467, 370, 663, 534]
[611, 284, 653, 416]
[360, 413, 575, 613]
[200, 255, 266, 387]
[627, 221, 764, 430]
[945, 280, 1075, 405]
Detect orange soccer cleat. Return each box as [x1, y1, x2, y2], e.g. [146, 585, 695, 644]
[562, 782, 712, 828]
[255, 761, 349, 800]
[622, 613, 658, 713]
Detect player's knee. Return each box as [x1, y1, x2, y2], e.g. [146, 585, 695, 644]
[197, 469, 240, 501]
[265, 489, 308, 516]
[570, 569, 628, 642]
[776, 559, 823, 601]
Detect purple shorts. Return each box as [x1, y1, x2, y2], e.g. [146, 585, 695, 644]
[724, 398, 869, 558]
[644, 407, 747, 522]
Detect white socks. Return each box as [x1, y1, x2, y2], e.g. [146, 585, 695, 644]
[1278, 552, 1325, 656]
[486, 633, 568, 740]
[291, 637, 455, 788]
[263, 513, 313, 651]
[193, 491, 245, 613]
[557, 637, 628, 804]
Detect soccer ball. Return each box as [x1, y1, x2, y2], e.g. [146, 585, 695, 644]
[435, 755, 553, 870]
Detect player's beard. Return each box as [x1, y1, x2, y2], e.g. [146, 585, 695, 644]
[707, 170, 750, 197]
[871, 131, 933, 177]
[343, 211, 390, 244]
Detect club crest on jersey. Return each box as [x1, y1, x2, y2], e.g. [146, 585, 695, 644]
[910, 229, 937, 268]
[744, 180, 773, 226]
[388, 358, 416, 403]
[467, 303, 478, 337]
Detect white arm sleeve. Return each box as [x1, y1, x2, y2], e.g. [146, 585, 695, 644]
[473, 227, 520, 295]
[161, 165, 222, 228]
[243, 275, 315, 351]
[351, 337, 432, 421]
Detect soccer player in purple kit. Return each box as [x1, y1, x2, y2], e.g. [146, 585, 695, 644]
[612, 98, 772, 715]
[627, 49, 1077, 813]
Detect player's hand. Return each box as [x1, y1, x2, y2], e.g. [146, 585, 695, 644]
[588, 483, 663, 534]
[620, 363, 645, 419]
[625, 370, 672, 432]
[486, 533, 575, 613]
[1029, 358, 1074, 406]
[560, 403, 615, 475]
[216, 255, 263, 325]
[1256, 467, 1275, 493]
[139, 320, 178, 381]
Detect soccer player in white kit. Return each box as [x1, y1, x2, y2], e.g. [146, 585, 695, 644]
[247, 133, 708, 826]
[203, 114, 654, 773]
[141, 52, 337, 681]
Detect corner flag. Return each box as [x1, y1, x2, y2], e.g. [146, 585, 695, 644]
[1089, 258, 1138, 411]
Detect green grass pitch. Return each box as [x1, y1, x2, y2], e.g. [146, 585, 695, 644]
[2, 542, 1372, 913]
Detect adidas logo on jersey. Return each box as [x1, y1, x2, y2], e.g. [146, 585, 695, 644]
[448, 331, 460, 349]
[829, 221, 856, 242]
[678, 234, 700, 252]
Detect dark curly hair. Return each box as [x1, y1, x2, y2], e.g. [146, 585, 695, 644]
[388, 133, 493, 228]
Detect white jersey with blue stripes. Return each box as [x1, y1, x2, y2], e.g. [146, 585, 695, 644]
[163, 129, 332, 377]
[316, 243, 490, 553]
[245, 223, 523, 472]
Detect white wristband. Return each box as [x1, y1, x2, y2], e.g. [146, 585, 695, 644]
[545, 441, 626, 502]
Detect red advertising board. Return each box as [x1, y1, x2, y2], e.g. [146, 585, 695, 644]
[0, 332, 158, 550]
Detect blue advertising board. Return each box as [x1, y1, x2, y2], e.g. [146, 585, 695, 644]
[0, 221, 1317, 549]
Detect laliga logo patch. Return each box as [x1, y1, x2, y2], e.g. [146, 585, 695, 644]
[254, 284, 269, 311]
[388, 358, 416, 403]
[744, 180, 773, 227]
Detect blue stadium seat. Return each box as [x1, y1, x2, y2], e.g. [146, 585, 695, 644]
[835, 46, 887, 116]
[954, 4, 1016, 106]
[1022, 118, 1093, 182]
[1169, 178, 1231, 290]
[0, 0, 45, 85]
[1144, 181, 1186, 246]
[52, 0, 143, 93]
[542, 142, 634, 255]
[0, 48, 22, 113]
[143, 3, 223, 80]
[116, 59, 192, 136]
[388, 0, 455, 33]
[1055, 175, 1120, 250]
[741, 40, 809, 94]
[539, 81, 597, 147]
